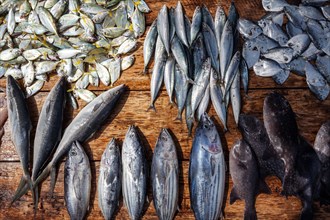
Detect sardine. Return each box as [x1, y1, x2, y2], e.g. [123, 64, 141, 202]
[230, 72, 241, 124]
[122, 125, 147, 220]
[174, 63, 189, 121]
[174, 1, 188, 47]
[143, 19, 157, 73]
[64, 141, 91, 220]
[220, 21, 233, 80]
[151, 128, 179, 220]
[189, 113, 225, 220]
[98, 138, 121, 220]
[157, 5, 170, 55]
[202, 23, 220, 73]
[190, 6, 202, 45]
[164, 56, 175, 105]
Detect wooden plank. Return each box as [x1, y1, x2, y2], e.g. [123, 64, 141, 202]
[1, 89, 329, 162]
[2, 161, 329, 220]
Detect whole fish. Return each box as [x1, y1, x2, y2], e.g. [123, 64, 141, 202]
[122, 125, 147, 220]
[151, 128, 179, 220]
[214, 6, 226, 53]
[174, 1, 188, 47]
[314, 121, 330, 205]
[262, 0, 289, 12]
[143, 19, 158, 73]
[157, 5, 170, 55]
[230, 72, 241, 125]
[64, 141, 91, 220]
[12, 85, 126, 203]
[240, 58, 249, 94]
[196, 84, 210, 123]
[229, 139, 271, 220]
[98, 138, 121, 220]
[174, 64, 189, 121]
[164, 56, 175, 105]
[190, 6, 202, 45]
[37, 6, 58, 35]
[316, 54, 330, 83]
[220, 21, 234, 80]
[305, 62, 330, 101]
[224, 51, 241, 95]
[189, 113, 225, 220]
[6, 75, 33, 202]
[202, 23, 220, 73]
[263, 92, 299, 196]
[262, 47, 294, 64]
[238, 18, 263, 40]
[171, 36, 189, 79]
[238, 114, 285, 181]
[31, 77, 66, 208]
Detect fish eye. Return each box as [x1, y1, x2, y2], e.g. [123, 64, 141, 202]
[162, 136, 167, 141]
[204, 124, 209, 129]
[115, 90, 119, 95]
[71, 150, 77, 156]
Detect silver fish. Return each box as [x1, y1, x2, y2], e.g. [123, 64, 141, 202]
[190, 6, 202, 45]
[258, 19, 288, 46]
[122, 125, 147, 220]
[286, 34, 310, 57]
[286, 21, 304, 38]
[174, 1, 188, 47]
[305, 62, 330, 100]
[299, 5, 326, 20]
[22, 61, 35, 87]
[224, 51, 241, 95]
[185, 88, 194, 136]
[196, 84, 210, 122]
[131, 7, 145, 38]
[37, 6, 58, 35]
[272, 68, 290, 85]
[64, 141, 91, 220]
[143, 19, 157, 73]
[307, 19, 330, 56]
[202, 23, 220, 73]
[210, 68, 227, 130]
[262, 47, 294, 64]
[230, 72, 241, 124]
[157, 5, 170, 55]
[284, 5, 307, 30]
[189, 112, 225, 220]
[242, 40, 261, 69]
[164, 56, 175, 105]
[287, 57, 307, 76]
[151, 128, 179, 220]
[321, 5, 330, 20]
[253, 58, 284, 77]
[201, 5, 215, 34]
[214, 6, 226, 52]
[50, 0, 67, 20]
[174, 63, 189, 121]
[192, 33, 207, 77]
[240, 58, 249, 94]
[98, 138, 121, 220]
[220, 20, 234, 80]
[316, 54, 330, 83]
[7, 7, 15, 35]
[171, 36, 189, 79]
[238, 18, 263, 39]
[262, 0, 289, 12]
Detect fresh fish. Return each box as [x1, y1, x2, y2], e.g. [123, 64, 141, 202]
[286, 21, 304, 38]
[224, 51, 241, 95]
[115, 2, 128, 28]
[50, 0, 67, 20]
[306, 19, 330, 56]
[261, 11, 284, 26]
[184, 15, 191, 47]
[168, 8, 176, 42]
[210, 68, 227, 130]
[190, 58, 211, 119]
[286, 34, 310, 57]
[284, 5, 307, 31]
[80, 13, 95, 35]
[287, 57, 307, 76]
[64, 141, 91, 220]
[98, 138, 121, 220]
[117, 38, 137, 55]
[185, 88, 194, 136]
[35, 61, 59, 75]
[238, 19, 263, 39]
[220, 20, 234, 80]
[0, 48, 21, 61]
[5, 67, 23, 80]
[164, 56, 175, 104]
[238, 114, 285, 180]
[229, 139, 271, 220]
[143, 19, 157, 73]
[321, 5, 330, 20]
[122, 125, 147, 220]
[272, 68, 290, 85]
[131, 7, 145, 38]
[242, 40, 261, 69]
[314, 121, 330, 205]
[263, 92, 299, 195]
[299, 5, 326, 20]
[174, 63, 189, 121]
[174, 1, 188, 47]
[214, 6, 226, 52]
[22, 49, 41, 61]
[258, 19, 289, 46]
[148, 47, 166, 111]
[201, 5, 215, 34]
[262, 0, 289, 12]
[189, 113, 225, 220]
[157, 5, 170, 55]
[7, 75, 33, 203]
[202, 23, 220, 73]
[240, 58, 249, 94]
[57, 48, 82, 59]
[171, 36, 189, 79]
[121, 54, 135, 71]
[316, 54, 330, 83]
[21, 62, 35, 87]
[74, 89, 96, 103]
[305, 62, 330, 100]
[230, 72, 241, 124]
[190, 6, 202, 45]
[262, 47, 294, 63]
[136, 0, 151, 13]
[26, 80, 45, 97]
[7, 7, 15, 35]
[192, 33, 207, 77]
[151, 128, 179, 220]
[37, 6, 58, 35]
[109, 58, 121, 86]
[253, 58, 285, 77]
[196, 84, 210, 123]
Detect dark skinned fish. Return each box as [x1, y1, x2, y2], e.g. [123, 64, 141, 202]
[201, 5, 215, 34]
[122, 125, 147, 220]
[314, 121, 330, 205]
[189, 113, 225, 220]
[31, 77, 66, 208]
[240, 58, 249, 94]
[7, 75, 34, 203]
[98, 138, 121, 220]
[12, 84, 126, 203]
[0, 94, 7, 142]
[263, 92, 299, 196]
[152, 128, 179, 220]
[64, 141, 91, 220]
[238, 114, 285, 181]
[230, 139, 271, 220]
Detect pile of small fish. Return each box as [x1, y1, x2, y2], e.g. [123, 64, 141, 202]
[239, 0, 330, 100]
[6, 76, 126, 212]
[230, 92, 329, 219]
[0, 0, 149, 105]
[144, 2, 247, 134]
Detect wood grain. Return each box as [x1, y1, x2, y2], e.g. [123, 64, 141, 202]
[0, 0, 329, 219]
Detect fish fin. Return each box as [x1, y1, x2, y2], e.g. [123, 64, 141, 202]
[282, 171, 296, 196]
[146, 104, 156, 112]
[34, 187, 39, 217]
[244, 208, 257, 220]
[175, 113, 182, 121]
[258, 179, 271, 195]
[168, 101, 177, 108]
[229, 186, 240, 204]
[49, 166, 57, 197]
[73, 173, 82, 200]
[10, 176, 26, 205]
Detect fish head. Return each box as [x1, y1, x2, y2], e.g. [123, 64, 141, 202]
[264, 92, 293, 117]
[124, 125, 141, 152]
[6, 75, 23, 99]
[102, 138, 120, 167]
[198, 113, 222, 154]
[156, 128, 177, 160]
[231, 139, 253, 162]
[68, 141, 86, 165]
[238, 114, 264, 139]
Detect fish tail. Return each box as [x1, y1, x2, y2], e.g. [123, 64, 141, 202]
[146, 104, 156, 112]
[10, 176, 26, 205]
[168, 100, 176, 108]
[282, 170, 296, 196]
[244, 208, 257, 220]
[143, 66, 148, 74]
[49, 166, 57, 197]
[175, 113, 182, 121]
[34, 187, 39, 218]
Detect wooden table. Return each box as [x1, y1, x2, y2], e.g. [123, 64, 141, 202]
[1, 0, 330, 219]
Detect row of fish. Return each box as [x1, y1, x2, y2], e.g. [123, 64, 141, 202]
[6, 75, 126, 212]
[230, 92, 329, 220]
[240, 0, 330, 100]
[144, 2, 247, 134]
[0, 0, 149, 105]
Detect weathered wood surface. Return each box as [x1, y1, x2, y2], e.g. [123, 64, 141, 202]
[0, 0, 329, 219]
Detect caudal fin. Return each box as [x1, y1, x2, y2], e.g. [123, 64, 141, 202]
[282, 170, 296, 196]
[244, 208, 257, 220]
[146, 104, 156, 112]
[10, 176, 26, 205]
[49, 166, 57, 197]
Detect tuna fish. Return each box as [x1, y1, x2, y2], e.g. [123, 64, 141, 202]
[189, 113, 225, 220]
